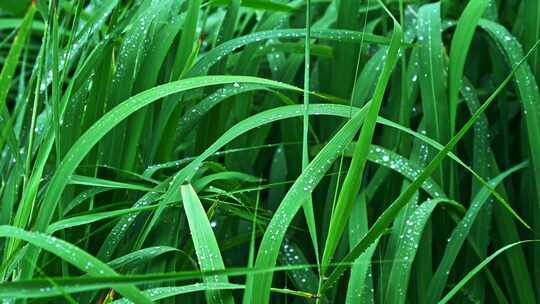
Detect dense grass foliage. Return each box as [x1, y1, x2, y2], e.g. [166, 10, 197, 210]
[1, 0, 540, 303]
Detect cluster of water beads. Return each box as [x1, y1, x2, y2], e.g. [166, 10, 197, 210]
[402, 6, 419, 42]
[143, 158, 190, 178]
[192, 242, 229, 298]
[37, 0, 117, 93]
[481, 21, 540, 118]
[345, 265, 376, 303]
[392, 200, 437, 299]
[111, 14, 151, 88]
[372, 47, 388, 73]
[370, 145, 443, 198]
[100, 192, 160, 260]
[279, 240, 312, 286]
[461, 81, 494, 182]
[0, 146, 14, 165]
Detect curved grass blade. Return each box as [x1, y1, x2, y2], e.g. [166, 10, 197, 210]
[460, 124, 536, 304]
[177, 83, 269, 138]
[327, 142, 447, 199]
[180, 183, 234, 304]
[2, 278, 310, 301]
[112, 283, 244, 304]
[365, 145, 445, 198]
[379, 117, 512, 209]
[194, 171, 261, 190]
[278, 239, 319, 295]
[0, 225, 151, 303]
[479, 22, 540, 301]
[461, 78, 497, 302]
[345, 194, 379, 304]
[426, 161, 527, 302]
[208, 0, 295, 12]
[187, 29, 393, 77]
[417, 2, 449, 145]
[439, 240, 540, 304]
[0, 3, 35, 114]
[385, 198, 459, 304]
[68, 175, 157, 192]
[63, 188, 113, 215]
[46, 204, 162, 234]
[448, 0, 489, 134]
[108, 246, 179, 271]
[97, 191, 162, 261]
[182, 92, 501, 212]
[0, 3, 36, 156]
[479, 20, 540, 218]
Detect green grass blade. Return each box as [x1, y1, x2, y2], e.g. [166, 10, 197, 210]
[448, 0, 489, 134]
[46, 204, 161, 234]
[112, 283, 244, 304]
[68, 175, 156, 192]
[321, 20, 402, 275]
[0, 4, 35, 113]
[385, 198, 458, 304]
[426, 161, 527, 302]
[180, 183, 235, 304]
[417, 2, 449, 145]
[0, 225, 151, 303]
[345, 194, 378, 304]
[439, 240, 540, 304]
[108, 246, 179, 270]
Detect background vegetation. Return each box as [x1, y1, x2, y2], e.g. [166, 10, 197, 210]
[0, 0, 539, 303]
